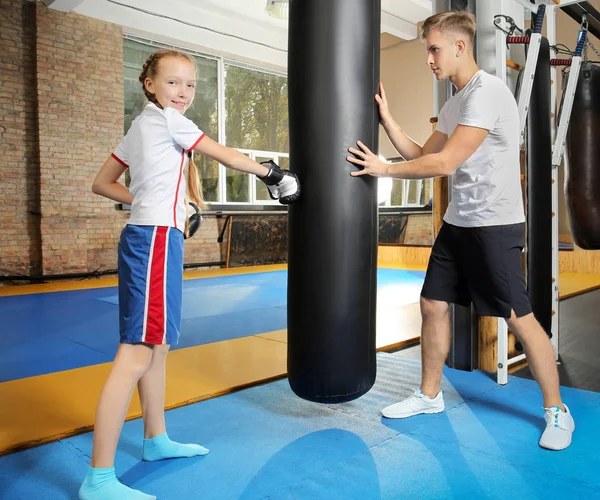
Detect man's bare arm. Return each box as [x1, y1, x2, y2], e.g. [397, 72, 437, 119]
[349, 125, 488, 179]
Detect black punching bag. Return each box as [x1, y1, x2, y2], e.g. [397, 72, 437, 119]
[287, 0, 380, 403]
[564, 63, 600, 249]
[527, 36, 552, 336]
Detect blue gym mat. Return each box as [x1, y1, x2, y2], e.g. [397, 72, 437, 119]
[0, 269, 425, 382]
[1, 352, 598, 499]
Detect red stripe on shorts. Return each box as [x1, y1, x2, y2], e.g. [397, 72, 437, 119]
[144, 226, 168, 344]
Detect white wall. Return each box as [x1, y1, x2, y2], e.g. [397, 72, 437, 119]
[379, 38, 435, 158]
[53, 0, 429, 71]
[68, 0, 289, 69]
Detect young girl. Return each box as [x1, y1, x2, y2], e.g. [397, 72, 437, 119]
[79, 49, 299, 500]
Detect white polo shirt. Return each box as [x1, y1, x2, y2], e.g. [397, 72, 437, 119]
[112, 103, 205, 231]
[437, 70, 525, 227]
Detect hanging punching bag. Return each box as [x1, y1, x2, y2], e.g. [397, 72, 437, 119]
[564, 63, 600, 249]
[286, 0, 380, 403]
[527, 36, 553, 337]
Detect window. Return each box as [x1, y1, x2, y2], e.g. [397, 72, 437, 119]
[222, 63, 289, 204]
[378, 158, 432, 208]
[394, 179, 431, 206]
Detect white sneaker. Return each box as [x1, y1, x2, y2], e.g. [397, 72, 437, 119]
[539, 404, 575, 451]
[382, 389, 445, 419]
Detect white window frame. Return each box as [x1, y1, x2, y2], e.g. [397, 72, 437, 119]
[377, 157, 429, 208]
[222, 149, 290, 205]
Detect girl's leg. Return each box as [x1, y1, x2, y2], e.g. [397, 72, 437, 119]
[91, 343, 154, 467]
[139, 345, 209, 461]
[138, 344, 169, 439]
[80, 343, 156, 500]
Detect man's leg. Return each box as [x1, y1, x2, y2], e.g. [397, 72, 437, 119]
[506, 311, 563, 409]
[506, 310, 574, 450]
[381, 297, 451, 418]
[463, 223, 574, 451]
[420, 297, 452, 398]
[382, 223, 467, 419]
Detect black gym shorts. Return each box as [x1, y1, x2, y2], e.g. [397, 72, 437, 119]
[420, 222, 533, 318]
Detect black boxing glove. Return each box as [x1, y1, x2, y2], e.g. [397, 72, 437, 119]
[259, 160, 301, 204]
[185, 202, 202, 239]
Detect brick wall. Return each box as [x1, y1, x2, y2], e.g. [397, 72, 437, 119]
[0, 2, 226, 278]
[403, 214, 433, 246]
[35, 3, 128, 274]
[184, 217, 227, 267]
[0, 0, 41, 277]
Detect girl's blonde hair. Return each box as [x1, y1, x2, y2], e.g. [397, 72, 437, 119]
[420, 10, 476, 47]
[139, 49, 207, 236]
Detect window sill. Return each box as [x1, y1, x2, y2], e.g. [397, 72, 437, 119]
[116, 204, 433, 215]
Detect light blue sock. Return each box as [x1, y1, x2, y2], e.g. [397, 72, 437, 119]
[142, 432, 209, 462]
[78, 466, 156, 500]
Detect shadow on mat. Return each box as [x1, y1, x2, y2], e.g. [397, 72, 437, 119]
[119, 453, 205, 489]
[382, 412, 489, 498]
[238, 429, 381, 500]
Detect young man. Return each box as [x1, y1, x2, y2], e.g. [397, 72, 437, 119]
[347, 10, 574, 450]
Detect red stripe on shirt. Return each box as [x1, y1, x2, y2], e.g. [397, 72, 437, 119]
[145, 226, 168, 344]
[186, 133, 206, 153]
[173, 151, 186, 229]
[111, 153, 128, 168]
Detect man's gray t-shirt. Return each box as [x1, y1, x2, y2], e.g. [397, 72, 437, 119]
[437, 70, 525, 227]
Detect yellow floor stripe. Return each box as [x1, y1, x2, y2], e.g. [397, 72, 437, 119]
[255, 330, 287, 344]
[0, 277, 119, 296]
[0, 264, 287, 297]
[0, 332, 287, 455]
[3, 264, 600, 299]
[558, 272, 600, 299]
[378, 262, 428, 272]
[0, 263, 425, 297]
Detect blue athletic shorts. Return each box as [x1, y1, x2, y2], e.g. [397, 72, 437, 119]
[117, 225, 184, 345]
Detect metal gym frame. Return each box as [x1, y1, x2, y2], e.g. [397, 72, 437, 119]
[495, 0, 589, 384]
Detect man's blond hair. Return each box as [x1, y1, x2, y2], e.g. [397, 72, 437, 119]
[420, 10, 476, 47]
